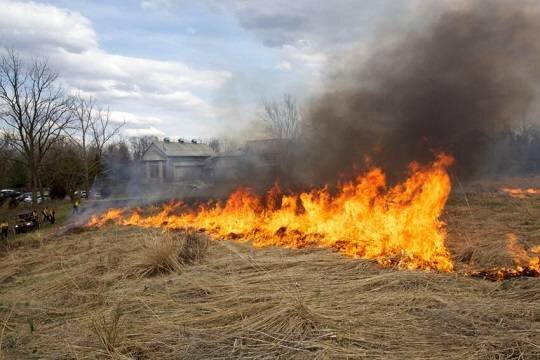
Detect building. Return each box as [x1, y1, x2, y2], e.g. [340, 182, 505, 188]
[242, 139, 290, 167]
[141, 139, 215, 182]
[207, 139, 291, 180]
[206, 152, 242, 181]
[140, 138, 293, 184]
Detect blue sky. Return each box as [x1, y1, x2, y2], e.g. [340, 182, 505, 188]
[0, 0, 427, 139]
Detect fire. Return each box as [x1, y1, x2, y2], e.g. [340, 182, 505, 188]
[86, 208, 124, 227]
[87, 154, 455, 272]
[501, 187, 540, 198]
[505, 233, 539, 274]
[470, 233, 540, 280]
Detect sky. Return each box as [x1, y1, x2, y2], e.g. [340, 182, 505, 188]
[0, 0, 430, 140]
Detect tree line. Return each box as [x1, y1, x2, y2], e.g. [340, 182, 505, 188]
[1, 48, 538, 203]
[0, 50, 159, 203]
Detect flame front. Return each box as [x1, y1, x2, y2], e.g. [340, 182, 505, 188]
[501, 187, 540, 198]
[504, 233, 539, 275]
[87, 154, 455, 272]
[469, 233, 540, 280]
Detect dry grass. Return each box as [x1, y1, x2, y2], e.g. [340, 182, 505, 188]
[0, 193, 538, 359]
[446, 192, 540, 270]
[177, 231, 209, 265]
[90, 304, 125, 357]
[131, 231, 209, 278]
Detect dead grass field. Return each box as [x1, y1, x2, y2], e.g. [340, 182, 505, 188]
[0, 193, 538, 359]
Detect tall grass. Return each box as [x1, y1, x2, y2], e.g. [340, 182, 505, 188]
[132, 230, 209, 278]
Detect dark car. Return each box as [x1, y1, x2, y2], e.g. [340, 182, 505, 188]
[14, 211, 39, 234]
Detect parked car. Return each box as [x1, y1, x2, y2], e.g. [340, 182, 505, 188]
[0, 189, 21, 198]
[74, 190, 88, 199]
[17, 192, 31, 201]
[14, 211, 39, 234]
[20, 192, 50, 204]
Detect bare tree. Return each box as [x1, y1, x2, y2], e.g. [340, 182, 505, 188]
[91, 107, 124, 160]
[0, 50, 73, 203]
[71, 94, 95, 193]
[129, 135, 157, 160]
[208, 137, 220, 153]
[207, 137, 240, 154]
[71, 96, 124, 192]
[259, 93, 303, 139]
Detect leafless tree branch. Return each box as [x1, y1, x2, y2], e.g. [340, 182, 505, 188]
[0, 49, 74, 203]
[259, 93, 303, 139]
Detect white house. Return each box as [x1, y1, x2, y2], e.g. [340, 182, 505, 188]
[141, 139, 215, 182]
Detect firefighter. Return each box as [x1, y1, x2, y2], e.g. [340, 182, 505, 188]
[42, 207, 50, 223]
[50, 208, 56, 224]
[0, 219, 9, 241]
[31, 211, 39, 228]
[73, 200, 80, 214]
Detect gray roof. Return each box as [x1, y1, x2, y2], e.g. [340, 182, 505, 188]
[152, 141, 214, 157]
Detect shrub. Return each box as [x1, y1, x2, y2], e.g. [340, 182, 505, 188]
[177, 231, 209, 265]
[132, 230, 208, 278]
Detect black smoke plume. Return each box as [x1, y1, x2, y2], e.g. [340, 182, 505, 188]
[295, 1, 540, 184]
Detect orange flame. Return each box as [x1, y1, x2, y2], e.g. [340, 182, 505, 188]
[86, 208, 124, 227]
[469, 233, 540, 280]
[506, 233, 539, 273]
[87, 154, 455, 272]
[501, 187, 540, 198]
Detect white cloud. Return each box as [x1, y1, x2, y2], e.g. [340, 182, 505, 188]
[275, 61, 292, 71]
[140, 0, 174, 10]
[58, 49, 230, 113]
[282, 44, 326, 70]
[109, 111, 162, 125]
[0, 0, 232, 135]
[0, 0, 97, 53]
[124, 126, 166, 137]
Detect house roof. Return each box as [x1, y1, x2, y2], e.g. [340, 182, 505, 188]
[150, 141, 215, 157]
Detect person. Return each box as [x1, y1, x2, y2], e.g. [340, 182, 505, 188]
[31, 211, 39, 228]
[42, 207, 50, 223]
[0, 220, 9, 241]
[50, 208, 56, 224]
[73, 200, 80, 214]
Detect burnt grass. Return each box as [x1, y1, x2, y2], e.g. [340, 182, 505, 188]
[0, 192, 538, 359]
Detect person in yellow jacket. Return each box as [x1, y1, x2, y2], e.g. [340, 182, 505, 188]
[42, 207, 51, 223]
[73, 200, 80, 214]
[0, 220, 9, 241]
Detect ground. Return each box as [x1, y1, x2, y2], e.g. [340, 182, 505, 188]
[0, 193, 538, 359]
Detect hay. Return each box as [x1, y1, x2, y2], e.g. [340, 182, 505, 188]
[131, 235, 183, 278]
[131, 230, 209, 278]
[176, 231, 209, 265]
[90, 304, 125, 357]
[0, 193, 538, 359]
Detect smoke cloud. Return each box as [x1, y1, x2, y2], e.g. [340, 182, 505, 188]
[295, 1, 540, 184]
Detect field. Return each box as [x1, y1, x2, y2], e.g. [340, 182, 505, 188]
[0, 192, 538, 359]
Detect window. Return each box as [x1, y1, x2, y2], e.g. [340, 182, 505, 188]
[150, 163, 160, 178]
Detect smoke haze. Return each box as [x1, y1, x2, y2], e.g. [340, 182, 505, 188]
[295, 1, 540, 184]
